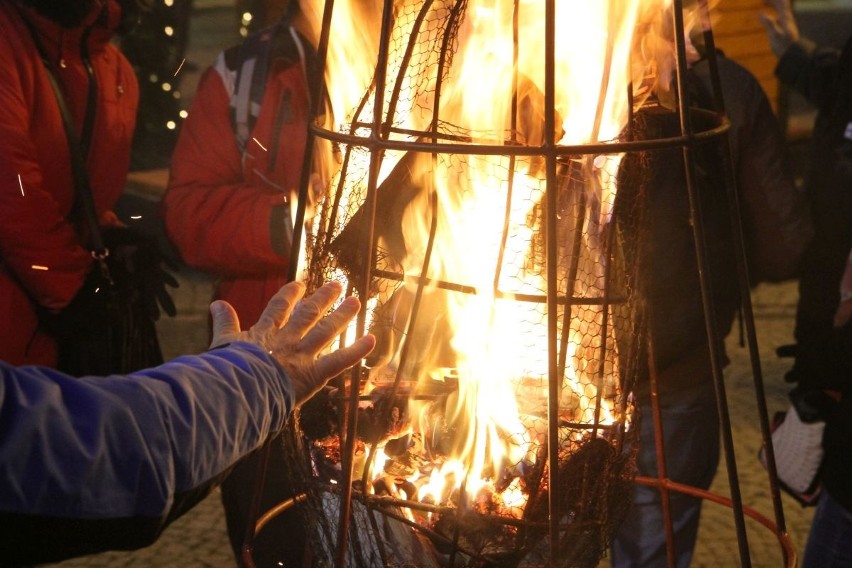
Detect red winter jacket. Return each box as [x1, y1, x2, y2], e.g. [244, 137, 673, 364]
[162, 25, 310, 326]
[0, 1, 138, 366]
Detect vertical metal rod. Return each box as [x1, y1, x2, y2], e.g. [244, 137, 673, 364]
[358, 0, 466, 493]
[670, 1, 752, 565]
[587, 4, 619, 441]
[557, 187, 588, 380]
[594, 191, 615, 438]
[494, 0, 521, 292]
[384, 1, 434, 130]
[289, 0, 335, 283]
[334, 1, 396, 564]
[697, 0, 790, 553]
[646, 329, 678, 568]
[544, 0, 560, 560]
[243, 0, 339, 563]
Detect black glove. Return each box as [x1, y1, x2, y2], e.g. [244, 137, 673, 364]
[102, 227, 179, 321]
[40, 228, 178, 334]
[789, 385, 839, 423]
[37, 264, 111, 338]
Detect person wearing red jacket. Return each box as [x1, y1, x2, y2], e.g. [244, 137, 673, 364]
[162, 5, 313, 327]
[161, 4, 319, 564]
[0, 0, 139, 367]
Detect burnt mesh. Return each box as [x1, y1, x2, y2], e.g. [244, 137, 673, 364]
[271, 1, 652, 566]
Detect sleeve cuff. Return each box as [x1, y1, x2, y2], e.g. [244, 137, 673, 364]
[216, 341, 296, 416]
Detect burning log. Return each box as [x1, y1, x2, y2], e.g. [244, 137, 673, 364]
[299, 381, 413, 451]
[519, 436, 635, 567]
[356, 385, 411, 444]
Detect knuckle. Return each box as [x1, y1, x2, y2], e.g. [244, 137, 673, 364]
[298, 299, 323, 321]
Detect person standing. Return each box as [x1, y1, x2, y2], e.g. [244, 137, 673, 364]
[761, 1, 852, 565]
[611, 32, 813, 567]
[0, 0, 139, 367]
[160, 3, 323, 564]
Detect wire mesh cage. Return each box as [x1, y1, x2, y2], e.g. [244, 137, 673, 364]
[246, 0, 793, 566]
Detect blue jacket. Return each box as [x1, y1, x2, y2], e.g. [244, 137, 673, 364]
[0, 341, 294, 564]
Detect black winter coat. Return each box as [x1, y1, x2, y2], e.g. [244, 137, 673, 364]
[777, 34, 852, 512]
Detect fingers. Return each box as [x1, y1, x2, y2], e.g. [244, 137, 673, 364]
[299, 295, 362, 353]
[262, 282, 375, 407]
[252, 281, 306, 336]
[285, 281, 344, 339]
[210, 300, 241, 348]
[161, 268, 180, 289]
[309, 334, 377, 398]
[295, 335, 376, 405]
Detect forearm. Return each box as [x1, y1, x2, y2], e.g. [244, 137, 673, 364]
[0, 342, 293, 519]
[163, 180, 290, 275]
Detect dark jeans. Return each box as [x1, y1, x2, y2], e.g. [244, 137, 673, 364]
[611, 381, 720, 568]
[803, 489, 852, 568]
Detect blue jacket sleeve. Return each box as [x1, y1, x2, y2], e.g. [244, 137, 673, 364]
[0, 342, 294, 520]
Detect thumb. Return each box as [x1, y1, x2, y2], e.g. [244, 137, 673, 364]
[210, 300, 242, 348]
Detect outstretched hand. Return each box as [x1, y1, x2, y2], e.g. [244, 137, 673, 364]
[209, 281, 376, 407]
[759, 0, 800, 57]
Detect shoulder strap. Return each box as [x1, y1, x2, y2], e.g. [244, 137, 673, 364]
[229, 21, 305, 153]
[15, 6, 106, 259]
[231, 28, 269, 152]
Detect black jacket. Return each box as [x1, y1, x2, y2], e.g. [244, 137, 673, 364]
[619, 53, 812, 397]
[777, 34, 852, 511]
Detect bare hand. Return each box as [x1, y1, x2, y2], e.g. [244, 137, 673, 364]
[759, 0, 800, 57]
[209, 281, 376, 407]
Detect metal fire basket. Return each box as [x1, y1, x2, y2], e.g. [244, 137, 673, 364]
[244, 1, 794, 566]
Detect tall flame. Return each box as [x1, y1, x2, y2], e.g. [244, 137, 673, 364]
[300, 0, 707, 511]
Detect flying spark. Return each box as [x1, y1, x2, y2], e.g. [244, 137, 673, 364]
[130, 215, 142, 220]
[174, 58, 186, 77]
[31, 265, 49, 271]
[18, 174, 24, 196]
[252, 137, 268, 152]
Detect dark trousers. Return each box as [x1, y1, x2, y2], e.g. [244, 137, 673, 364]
[611, 381, 721, 568]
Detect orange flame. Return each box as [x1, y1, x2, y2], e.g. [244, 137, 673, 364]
[303, 0, 710, 511]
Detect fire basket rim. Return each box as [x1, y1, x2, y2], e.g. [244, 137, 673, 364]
[250, 476, 797, 568]
[308, 107, 730, 158]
